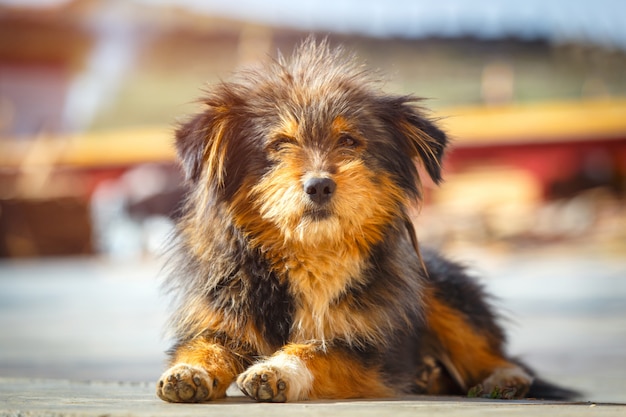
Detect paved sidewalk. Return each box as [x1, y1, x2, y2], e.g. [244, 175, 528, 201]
[1, 378, 624, 417]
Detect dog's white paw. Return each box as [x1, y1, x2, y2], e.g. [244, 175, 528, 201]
[237, 352, 313, 402]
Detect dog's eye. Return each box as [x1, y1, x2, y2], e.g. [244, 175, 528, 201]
[269, 136, 295, 152]
[338, 134, 359, 148]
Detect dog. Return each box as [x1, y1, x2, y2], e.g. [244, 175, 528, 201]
[156, 38, 576, 403]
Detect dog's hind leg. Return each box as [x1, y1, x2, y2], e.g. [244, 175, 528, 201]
[157, 337, 245, 402]
[237, 343, 395, 402]
[421, 250, 534, 398]
[426, 296, 533, 399]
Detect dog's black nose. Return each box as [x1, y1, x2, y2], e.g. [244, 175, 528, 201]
[304, 177, 336, 204]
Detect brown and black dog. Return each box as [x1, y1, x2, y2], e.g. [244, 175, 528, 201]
[157, 38, 576, 403]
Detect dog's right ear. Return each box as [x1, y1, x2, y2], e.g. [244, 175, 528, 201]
[175, 113, 206, 183]
[175, 108, 230, 187]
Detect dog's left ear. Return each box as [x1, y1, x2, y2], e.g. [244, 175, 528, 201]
[380, 97, 448, 185]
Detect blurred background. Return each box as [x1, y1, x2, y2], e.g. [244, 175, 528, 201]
[0, 0, 624, 403]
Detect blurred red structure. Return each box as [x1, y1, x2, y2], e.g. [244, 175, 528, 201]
[442, 100, 626, 199]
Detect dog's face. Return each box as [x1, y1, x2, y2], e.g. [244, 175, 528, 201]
[176, 40, 447, 252]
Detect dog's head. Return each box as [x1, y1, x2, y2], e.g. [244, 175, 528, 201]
[176, 39, 448, 251]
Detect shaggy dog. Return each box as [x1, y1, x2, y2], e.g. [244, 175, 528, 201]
[157, 38, 575, 403]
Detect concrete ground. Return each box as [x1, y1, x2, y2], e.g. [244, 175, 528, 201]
[0, 242, 625, 415]
[1, 378, 623, 417]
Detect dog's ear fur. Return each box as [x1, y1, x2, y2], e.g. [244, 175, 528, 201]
[404, 108, 448, 185]
[175, 96, 236, 187]
[380, 96, 448, 185]
[175, 112, 210, 183]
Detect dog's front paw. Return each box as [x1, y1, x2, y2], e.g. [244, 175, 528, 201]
[237, 352, 313, 402]
[237, 365, 288, 402]
[468, 366, 533, 399]
[157, 363, 215, 403]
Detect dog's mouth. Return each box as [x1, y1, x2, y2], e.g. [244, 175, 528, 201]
[303, 208, 333, 221]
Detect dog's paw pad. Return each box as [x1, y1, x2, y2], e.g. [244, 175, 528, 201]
[237, 366, 288, 402]
[157, 364, 214, 403]
[469, 366, 533, 399]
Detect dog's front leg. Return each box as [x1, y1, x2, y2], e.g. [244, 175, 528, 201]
[157, 337, 245, 402]
[237, 343, 394, 402]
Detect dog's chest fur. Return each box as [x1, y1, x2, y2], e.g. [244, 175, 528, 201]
[278, 245, 367, 344]
[237, 226, 422, 353]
